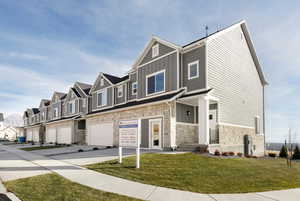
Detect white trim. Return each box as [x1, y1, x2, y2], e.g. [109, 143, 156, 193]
[96, 88, 108, 107]
[145, 69, 166, 96]
[188, 60, 199, 80]
[152, 43, 159, 58]
[132, 82, 137, 95]
[176, 50, 180, 89]
[218, 122, 255, 129]
[176, 122, 198, 126]
[137, 50, 177, 69]
[181, 41, 205, 53]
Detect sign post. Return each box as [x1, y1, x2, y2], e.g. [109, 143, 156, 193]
[119, 119, 140, 168]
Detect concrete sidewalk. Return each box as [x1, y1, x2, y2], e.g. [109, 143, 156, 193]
[0, 145, 299, 201]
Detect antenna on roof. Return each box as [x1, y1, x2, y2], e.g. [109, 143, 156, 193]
[205, 25, 209, 37]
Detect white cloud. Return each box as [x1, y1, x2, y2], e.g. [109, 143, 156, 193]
[7, 52, 48, 61]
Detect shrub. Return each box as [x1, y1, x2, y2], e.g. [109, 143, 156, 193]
[214, 150, 220, 156]
[228, 152, 235, 156]
[222, 152, 229, 156]
[78, 149, 84, 152]
[268, 152, 276, 157]
[237, 152, 243, 157]
[279, 145, 288, 158]
[93, 147, 99, 150]
[293, 145, 300, 160]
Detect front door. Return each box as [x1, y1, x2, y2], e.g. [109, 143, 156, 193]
[149, 119, 162, 149]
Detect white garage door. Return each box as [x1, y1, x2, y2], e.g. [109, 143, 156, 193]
[26, 130, 33, 141]
[46, 128, 56, 143]
[57, 127, 72, 144]
[33, 129, 39, 142]
[88, 122, 113, 146]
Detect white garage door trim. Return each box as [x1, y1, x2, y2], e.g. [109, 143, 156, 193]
[88, 122, 113, 146]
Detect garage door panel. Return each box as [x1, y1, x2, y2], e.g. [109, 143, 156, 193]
[46, 128, 56, 143]
[88, 122, 113, 146]
[57, 127, 72, 144]
[33, 129, 39, 142]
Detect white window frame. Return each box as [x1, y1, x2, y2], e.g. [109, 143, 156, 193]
[100, 78, 104, 86]
[82, 98, 86, 108]
[255, 116, 260, 135]
[117, 85, 123, 98]
[97, 89, 107, 107]
[69, 100, 76, 114]
[53, 107, 58, 118]
[146, 70, 166, 96]
[132, 82, 137, 95]
[188, 60, 199, 80]
[152, 44, 159, 58]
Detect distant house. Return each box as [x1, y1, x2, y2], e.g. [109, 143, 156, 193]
[23, 20, 267, 156]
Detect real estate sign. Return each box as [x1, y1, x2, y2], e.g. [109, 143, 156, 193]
[119, 120, 139, 148]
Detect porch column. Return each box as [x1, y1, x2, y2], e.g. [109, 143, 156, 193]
[198, 96, 209, 145]
[169, 101, 177, 149]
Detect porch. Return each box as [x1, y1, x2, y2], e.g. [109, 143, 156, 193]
[174, 93, 220, 150]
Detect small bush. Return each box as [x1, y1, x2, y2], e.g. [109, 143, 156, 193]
[293, 145, 300, 160]
[237, 152, 243, 157]
[222, 152, 229, 156]
[93, 147, 99, 150]
[214, 150, 220, 156]
[228, 152, 235, 156]
[279, 145, 288, 158]
[268, 152, 276, 157]
[78, 149, 84, 152]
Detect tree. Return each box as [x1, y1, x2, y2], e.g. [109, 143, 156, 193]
[279, 145, 288, 158]
[293, 145, 300, 160]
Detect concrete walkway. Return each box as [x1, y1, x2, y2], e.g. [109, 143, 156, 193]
[0, 145, 299, 201]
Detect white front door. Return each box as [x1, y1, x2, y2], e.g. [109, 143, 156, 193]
[149, 119, 162, 149]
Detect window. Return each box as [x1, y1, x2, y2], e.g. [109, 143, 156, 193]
[53, 108, 58, 118]
[255, 116, 260, 134]
[152, 44, 159, 58]
[188, 60, 199, 80]
[82, 99, 86, 108]
[69, 101, 75, 114]
[97, 89, 107, 107]
[132, 82, 137, 95]
[100, 78, 104, 86]
[146, 70, 165, 95]
[117, 85, 123, 98]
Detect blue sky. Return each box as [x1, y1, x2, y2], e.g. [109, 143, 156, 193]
[0, 0, 299, 142]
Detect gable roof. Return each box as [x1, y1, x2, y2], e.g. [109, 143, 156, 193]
[39, 99, 50, 108]
[51, 91, 67, 103]
[32, 108, 39, 114]
[131, 36, 181, 70]
[103, 73, 129, 84]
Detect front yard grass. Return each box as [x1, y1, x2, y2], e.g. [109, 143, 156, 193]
[86, 153, 300, 194]
[4, 173, 142, 201]
[20, 145, 68, 151]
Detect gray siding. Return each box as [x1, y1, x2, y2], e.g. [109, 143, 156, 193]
[94, 75, 111, 91]
[137, 52, 177, 99]
[176, 103, 196, 124]
[50, 102, 62, 119]
[141, 119, 149, 148]
[207, 25, 264, 133]
[140, 42, 175, 65]
[114, 84, 126, 104]
[91, 87, 113, 111]
[182, 46, 206, 92]
[127, 72, 137, 100]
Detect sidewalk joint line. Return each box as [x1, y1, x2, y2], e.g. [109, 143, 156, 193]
[255, 193, 280, 201]
[144, 186, 158, 201]
[208, 194, 218, 201]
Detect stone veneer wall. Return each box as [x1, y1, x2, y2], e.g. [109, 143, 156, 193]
[86, 103, 171, 148]
[216, 124, 265, 156]
[176, 123, 198, 145]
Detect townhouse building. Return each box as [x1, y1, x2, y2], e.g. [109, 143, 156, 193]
[23, 20, 267, 155]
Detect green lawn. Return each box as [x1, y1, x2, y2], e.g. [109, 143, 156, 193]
[21, 145, 68, 151]
[5, 173, 142, 201]
[87, 153, 300, 194]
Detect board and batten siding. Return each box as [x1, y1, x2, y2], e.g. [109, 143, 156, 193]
[140, 42, 175, 65]
[207, 25, 264, 133]
[127, 72, 137, 101]
[114, 84, 126, 104]
[91, 87, 113, 110]
[137, 52, 177, 99]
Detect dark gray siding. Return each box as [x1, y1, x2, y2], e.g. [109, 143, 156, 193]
[114, 84, 126, 104]
[91, 87, 113, 111]
[140, 42, 175, 65]
[176, 103, 196, 123]
[137, 52, 177, 99]
[182, 46, 206, 92]
[127, 73, 137, 101]
[141, 119, 149, 148]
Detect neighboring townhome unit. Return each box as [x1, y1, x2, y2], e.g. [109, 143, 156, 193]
[85, 20, 267, 156]
[24, 108, 40, 143]
[45, 82, 91, 144]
